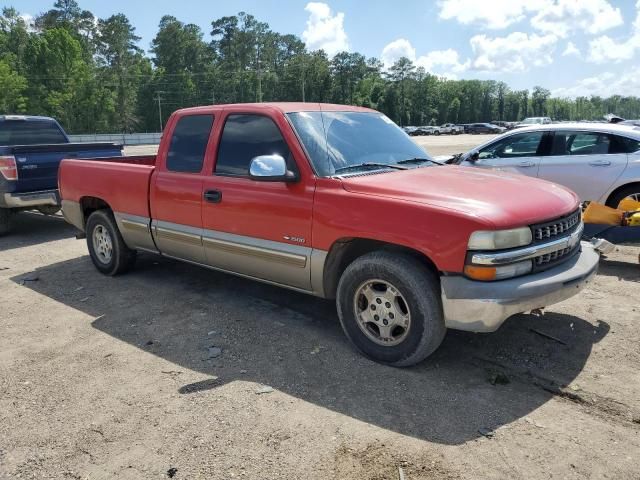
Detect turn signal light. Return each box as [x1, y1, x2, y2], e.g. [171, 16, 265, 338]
[0, 156, 18, 181]
[464, 265, 497, 281]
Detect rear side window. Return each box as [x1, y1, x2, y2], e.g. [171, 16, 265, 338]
[0, 120, 67, 145]
[166, 114, 214, 173]
[215, 114, 290, 176]
[610, 135, 640, 154]
[551, 131, 610, 156]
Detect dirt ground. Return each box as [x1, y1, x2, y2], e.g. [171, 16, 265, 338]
[1, 136, 639, 479]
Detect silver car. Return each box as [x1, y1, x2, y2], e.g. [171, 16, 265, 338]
[455, 123, 640, 206]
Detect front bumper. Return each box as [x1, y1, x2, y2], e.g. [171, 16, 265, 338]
[441, 242, 599, 332]
[0, 189, 60, 209]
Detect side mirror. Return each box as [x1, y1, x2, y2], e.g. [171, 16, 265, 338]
[249, 154, 297, 182]
[468, 151, 480, 162]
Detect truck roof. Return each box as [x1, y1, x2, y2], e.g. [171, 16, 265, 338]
[175, 102, 376, 115]
[0, 115, 57, 122]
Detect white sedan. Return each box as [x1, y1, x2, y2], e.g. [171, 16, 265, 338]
[455, 123, 640, 206]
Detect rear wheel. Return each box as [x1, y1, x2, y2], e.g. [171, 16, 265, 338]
[336, 251, 446, 367]
[606, 185, 640, 209]
[0, 208, 12, 235]
[86, 210, 136, 275]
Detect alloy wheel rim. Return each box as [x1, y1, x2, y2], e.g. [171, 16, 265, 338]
[353, 279, 411, 347]
[93, 224, 113, 264]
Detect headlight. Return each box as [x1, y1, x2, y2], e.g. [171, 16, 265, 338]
[464, 260, 532, 281]
[468, 227, 532, 250]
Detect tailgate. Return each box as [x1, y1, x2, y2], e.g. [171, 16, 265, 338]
[10, 143, 122, 193]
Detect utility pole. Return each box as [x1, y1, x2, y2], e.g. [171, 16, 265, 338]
[155, 91, 165, 132]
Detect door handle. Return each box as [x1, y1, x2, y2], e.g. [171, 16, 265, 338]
[204, 189, 222, 203]
[518, 161, 536, 167]
[589, 160, 611, 166]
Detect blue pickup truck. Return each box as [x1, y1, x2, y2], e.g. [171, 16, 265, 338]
[0, 115, 123, 234]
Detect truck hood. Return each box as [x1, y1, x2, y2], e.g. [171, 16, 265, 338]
[339, 165, 579, 228]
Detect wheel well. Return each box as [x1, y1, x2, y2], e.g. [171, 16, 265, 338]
[79, 197, 111, 227]
[322, 238, 439, 299]
[606, 182, 640, 207]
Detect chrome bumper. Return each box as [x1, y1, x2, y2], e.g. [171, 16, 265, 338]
[441, 242, 599, 332]
[0, 189, 60, 209]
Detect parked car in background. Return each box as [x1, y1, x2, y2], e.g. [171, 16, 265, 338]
[59, 102, 598, 366]
[0, 115, 123, 234]
[439, 123, 464, 134]
[465, 123, 506, 134]
[452, 123, 640, 206]
[491, 121, 517, 130]
[514, 117, 552, 128]
[403, 126, 420, 136]
[415, 126, 438, 135]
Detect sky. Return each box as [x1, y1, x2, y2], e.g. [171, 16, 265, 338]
[11, 0, 640, 97]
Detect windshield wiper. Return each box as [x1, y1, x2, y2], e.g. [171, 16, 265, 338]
[396, 157, 442, 166]
[334, 162, 408, 174]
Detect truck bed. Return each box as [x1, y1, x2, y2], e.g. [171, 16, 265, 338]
[1, 142, 124, 194]
[58, 155, 157, 220]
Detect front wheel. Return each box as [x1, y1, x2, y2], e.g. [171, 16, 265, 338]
[86, 210, 136, 275]
[336, 251, 446, 367]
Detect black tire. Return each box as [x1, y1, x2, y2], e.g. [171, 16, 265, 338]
[0, 208, 12, 236]
[434, 130, 440, 136]
[86, 210, 136, 275]
[336, 251, 446, 367]
[605, 185, 640, 209]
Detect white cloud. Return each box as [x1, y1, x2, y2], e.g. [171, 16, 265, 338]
[562, 41, 580, 57]
[380, 39, 468, 78]
[302, 2, 349, 56]
[437, 0, 546, 29]
[531, 0, 623, 37]
[438, 0, 622, 37]
[381, 38, 415, 68]
[552, 68, 640, 97]
[415, 50, 470, 78]
[587, 1, 640, 63]
[470, 32, 558, 72]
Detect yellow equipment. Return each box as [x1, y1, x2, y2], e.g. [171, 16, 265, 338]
[583, 202, 624, 226]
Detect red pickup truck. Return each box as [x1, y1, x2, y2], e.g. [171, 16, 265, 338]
[59, 103, 599, 366]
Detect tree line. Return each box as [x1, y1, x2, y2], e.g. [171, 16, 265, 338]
[1, 0, 640, 134]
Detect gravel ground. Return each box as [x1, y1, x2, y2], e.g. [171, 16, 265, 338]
[1, 135, 639, 479]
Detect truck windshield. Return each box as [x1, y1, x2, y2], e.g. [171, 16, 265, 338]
[287, 111, 431, 176]
[0, 120, 67, 146]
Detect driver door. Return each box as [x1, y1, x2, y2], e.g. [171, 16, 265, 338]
[200, 112, 315, 290]
[462, 131, 548, 177]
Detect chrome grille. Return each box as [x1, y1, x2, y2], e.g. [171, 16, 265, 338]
[533, 209, 581, 242]
[534, 245, 574, 267]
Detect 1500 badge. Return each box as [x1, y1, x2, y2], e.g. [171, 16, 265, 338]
[283, 235, 305, 244]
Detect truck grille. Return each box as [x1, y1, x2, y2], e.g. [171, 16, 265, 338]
[532, 209, 581, 243]
[533, 244, 578, 269]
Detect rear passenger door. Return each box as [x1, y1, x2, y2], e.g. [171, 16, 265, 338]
[463, 131, 546, 177]
[150, 114, 215, 263]
[537, 131, 628, 201]
[200, 112, 315, 290]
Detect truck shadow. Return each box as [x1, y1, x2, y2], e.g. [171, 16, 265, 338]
[11, 253, 608, 445]
[0, 211, 76, 252]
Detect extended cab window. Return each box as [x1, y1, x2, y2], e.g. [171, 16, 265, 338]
[0, 120, 66, 145]
[478, 131, 544, 159]
[215, 114, 290, 176]
[166, 114, 214, 173]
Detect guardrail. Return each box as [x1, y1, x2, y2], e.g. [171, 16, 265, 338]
[67, 133, 161, 145]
